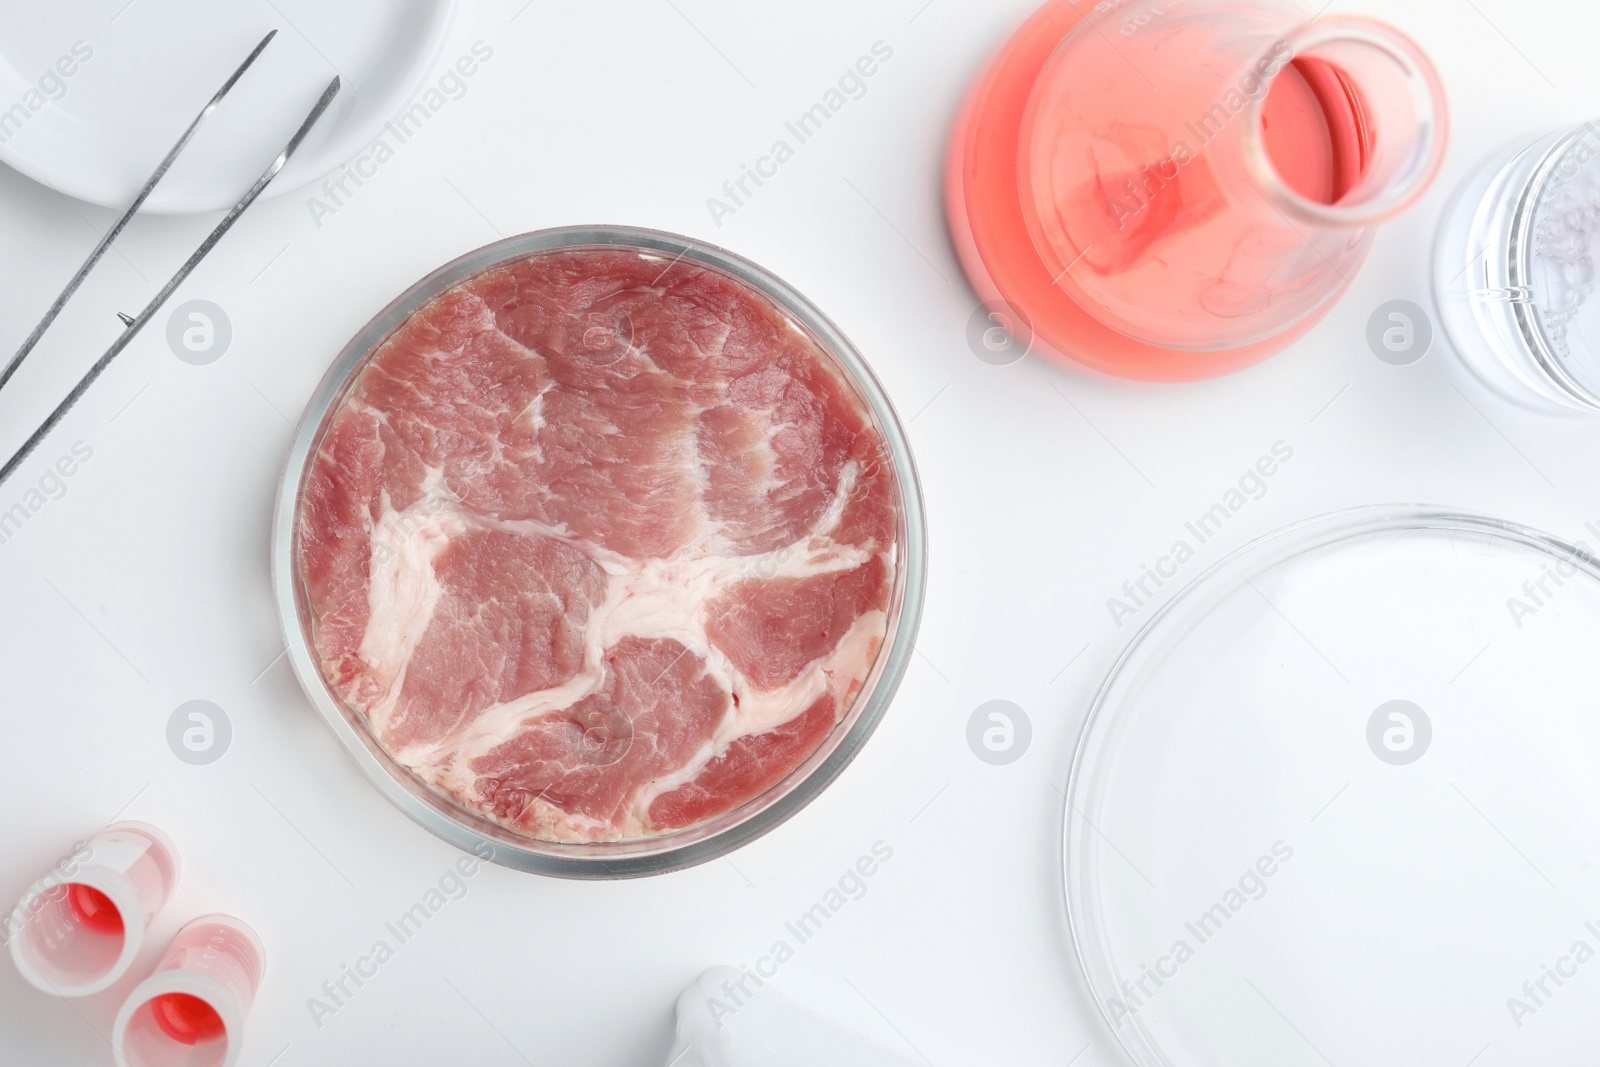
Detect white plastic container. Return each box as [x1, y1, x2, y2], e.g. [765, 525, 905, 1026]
[113, 915, 265, 1067]
[667, 967, 919, 1067]
[7, 822, 180, 997]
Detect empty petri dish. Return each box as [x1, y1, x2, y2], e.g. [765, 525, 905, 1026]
[1436, 122, 1600, 411]
[1066, 507, 1600, 1064]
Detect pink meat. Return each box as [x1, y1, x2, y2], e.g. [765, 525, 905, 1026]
[383, 529, 607, 750]
[299, 409, 383, 700]
[470, 637, 730, 833]
[295, 247, 898, 843]
[649, 694, 839, 831]
[707, 557, 890, 691]
[698, 356, 866, 555]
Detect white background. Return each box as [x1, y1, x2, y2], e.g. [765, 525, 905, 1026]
[1, 1, 1599, 1064]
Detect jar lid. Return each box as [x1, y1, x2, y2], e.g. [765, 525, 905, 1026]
[1067, 508, 1600, 1065]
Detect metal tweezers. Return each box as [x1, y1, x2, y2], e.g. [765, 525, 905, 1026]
[0, 30, 341, 487]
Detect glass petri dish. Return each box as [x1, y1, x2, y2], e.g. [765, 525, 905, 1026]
[1066, 507, 1600, 1064]
[270, 225, 925, 878]
[1436, 122, 1600, 411]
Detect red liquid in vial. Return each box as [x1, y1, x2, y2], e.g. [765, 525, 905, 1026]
[151, 992, 226, 1045]
[67, 884, 123, 935]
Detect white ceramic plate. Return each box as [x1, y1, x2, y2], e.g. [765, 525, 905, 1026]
[0, 0, 457, 214]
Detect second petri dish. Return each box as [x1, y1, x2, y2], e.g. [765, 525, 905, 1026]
[1067, 507, 1600, 1065]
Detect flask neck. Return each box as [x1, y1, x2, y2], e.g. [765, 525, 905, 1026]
[1228, 17, 1448, 230]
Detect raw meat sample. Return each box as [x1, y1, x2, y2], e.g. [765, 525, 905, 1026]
[296, 248, 899, 843]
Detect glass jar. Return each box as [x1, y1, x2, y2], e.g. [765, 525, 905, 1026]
[1436, 122, 1600, 411]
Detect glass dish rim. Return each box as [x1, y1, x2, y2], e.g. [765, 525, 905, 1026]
[269, 224, 928, 879]
[1061, 504, 1600, 1065]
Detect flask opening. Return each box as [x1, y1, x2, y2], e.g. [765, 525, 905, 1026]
[1244, 18, 1448, 227]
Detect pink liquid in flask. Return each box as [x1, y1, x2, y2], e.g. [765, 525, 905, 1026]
[948, 0, 1448, 380]
[1261, 58, 1370, 205]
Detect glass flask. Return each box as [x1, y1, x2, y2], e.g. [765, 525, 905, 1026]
[948, 0, 1449, 380]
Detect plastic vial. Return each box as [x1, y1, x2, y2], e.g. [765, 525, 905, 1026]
[7, 822, 180, 997]
[113, 914, 265, 1067]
